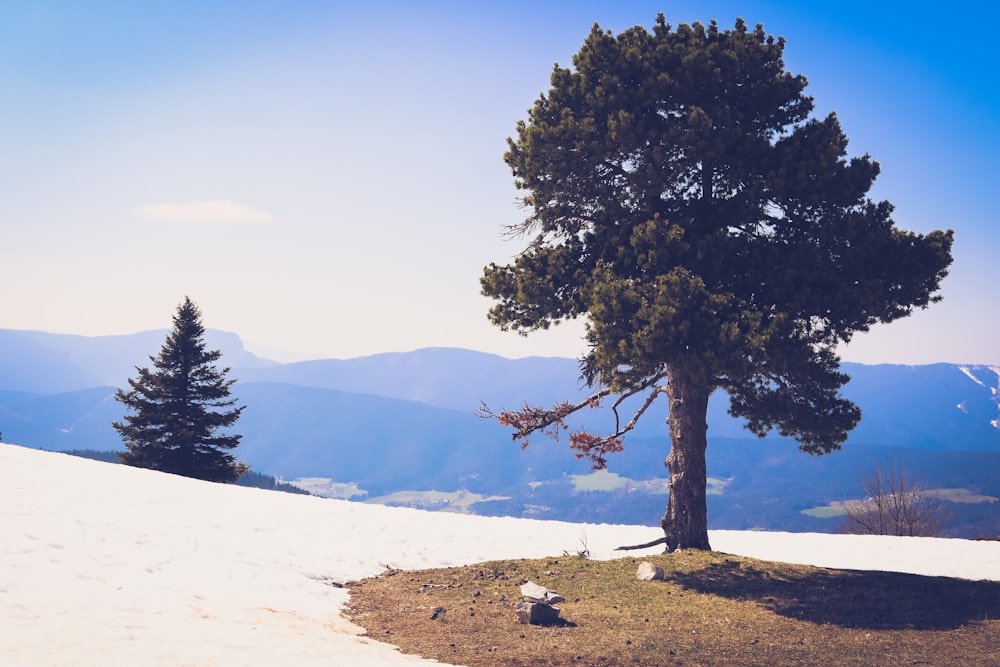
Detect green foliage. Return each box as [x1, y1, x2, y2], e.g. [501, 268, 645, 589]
[113, 297, 248, 483]
[234, 470, 311, 495]
[59, 449, 308, 495]
[60, 449, 123, 464]
[481, 16, 953, 549]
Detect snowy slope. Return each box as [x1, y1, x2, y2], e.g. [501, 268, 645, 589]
[2, 444, 997, 666]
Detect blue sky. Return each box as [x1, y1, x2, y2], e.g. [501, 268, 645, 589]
[1, 1, 996, 364]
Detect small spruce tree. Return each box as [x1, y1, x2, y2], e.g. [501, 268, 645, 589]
[113, 297, 248, 483]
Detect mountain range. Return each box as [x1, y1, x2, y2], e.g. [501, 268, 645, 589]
[1, 327, 998, 537]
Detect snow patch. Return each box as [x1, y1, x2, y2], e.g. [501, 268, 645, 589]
[958, 365, 1000, 429]
[2, 444, 999, 666]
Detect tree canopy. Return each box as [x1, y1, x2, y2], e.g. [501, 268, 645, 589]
[114, 297, 248, 483]
[481, 16, 953, 551]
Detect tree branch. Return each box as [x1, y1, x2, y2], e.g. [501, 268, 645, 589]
[476, 388, 615, 444]
[479, 377, 668, 469]
[609, 379, 668, 436]
[615, 536, 669, 551]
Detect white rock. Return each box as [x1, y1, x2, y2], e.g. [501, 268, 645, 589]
[636, 561, 665, 581]
[520, 581, 565, 604]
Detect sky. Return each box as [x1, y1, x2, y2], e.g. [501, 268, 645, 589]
[3, 443, 998, 665]
[1, 1, 997, 364]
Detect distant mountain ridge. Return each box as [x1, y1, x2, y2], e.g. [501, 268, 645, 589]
[5, 328, 999, 450]
[0, 328, 275, 393]
[1, 328, 998, 537]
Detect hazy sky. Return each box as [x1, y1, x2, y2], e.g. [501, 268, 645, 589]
[2, 1, 996, 364]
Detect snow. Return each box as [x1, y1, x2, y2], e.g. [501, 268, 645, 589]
[2, 444, 998, 666]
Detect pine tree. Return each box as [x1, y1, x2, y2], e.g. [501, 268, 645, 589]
[113, 297, 248, 483]
[481, 17, 953, 551]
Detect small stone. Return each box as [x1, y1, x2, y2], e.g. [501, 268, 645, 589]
[636, 562, 665, 581]
[520, 581, 565, 604]
[515, 601, 562, 625]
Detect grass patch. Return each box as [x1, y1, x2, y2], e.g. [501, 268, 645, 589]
[571, 473, 729, 495]
[290, 477, 368, 499]
[364, 490, 511, 513]
[346, 550, 1000, 666]
[800, 505, 845, 519]
[706, 476, 730, 495]
[927, 488, 999, 504]
[804, 487, 1000, 519]
[572, 470, 630, 491]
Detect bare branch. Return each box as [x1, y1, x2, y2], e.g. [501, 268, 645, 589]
[615, 536, 669, 551]
[608, 379, 668, 436]
[480, 378, 668, 470]
[839, 460, 950, 537]
[477, 388, 614, 445]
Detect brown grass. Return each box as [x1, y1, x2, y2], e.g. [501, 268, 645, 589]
[345, 550, 1000, 666]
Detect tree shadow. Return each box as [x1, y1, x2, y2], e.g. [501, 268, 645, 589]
[666, 560, 1000, 630]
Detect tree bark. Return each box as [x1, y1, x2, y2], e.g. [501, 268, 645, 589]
[660, 366, 713, 551]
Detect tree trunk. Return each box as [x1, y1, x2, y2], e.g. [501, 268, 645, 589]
[660, 366, 713, 552]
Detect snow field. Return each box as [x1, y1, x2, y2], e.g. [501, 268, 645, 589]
[2, 444, 997, 666]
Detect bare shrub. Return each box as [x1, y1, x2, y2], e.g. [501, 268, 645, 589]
[839, 461, 950, 537]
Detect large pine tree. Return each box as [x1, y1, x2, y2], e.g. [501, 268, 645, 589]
[481, 17, 953, 551]
[114, 297, 248, 483]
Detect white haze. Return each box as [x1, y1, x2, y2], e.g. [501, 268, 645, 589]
[2, 444, 998, 666]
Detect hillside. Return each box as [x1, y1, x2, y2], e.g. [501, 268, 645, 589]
[2, 444, 999, 666]
[1, 329, 998, 536]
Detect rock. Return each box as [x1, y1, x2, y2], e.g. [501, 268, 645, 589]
[637, 562, 665, 581]
[516, 581, 566, 624]
[520, 581, 565, 604]
[515, 601, 562, 625]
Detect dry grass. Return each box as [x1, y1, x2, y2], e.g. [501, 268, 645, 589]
[346, 550, 1000, 666]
